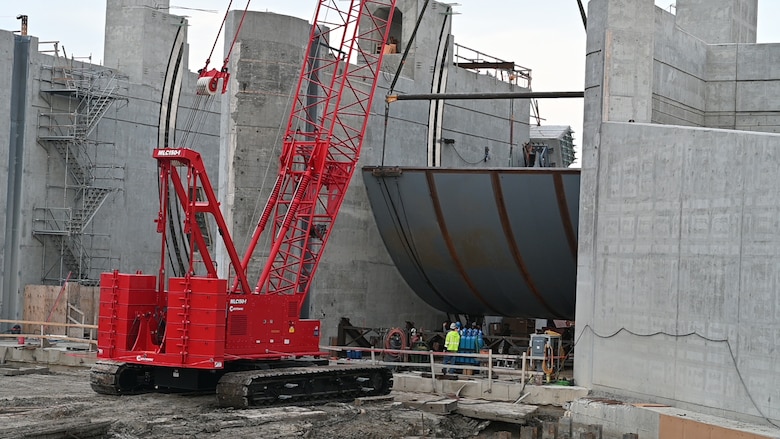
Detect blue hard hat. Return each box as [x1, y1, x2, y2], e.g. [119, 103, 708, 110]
[455, 322, 461, 329]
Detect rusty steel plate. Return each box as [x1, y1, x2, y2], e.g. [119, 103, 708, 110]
[362, 167, 579, 319]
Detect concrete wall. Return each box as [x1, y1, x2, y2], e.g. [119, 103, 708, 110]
[220, 1, 530, 340]
[651, 8, 707, 127]
[104, 0, 192, 86]
[0, 2, 220, 326]
[675, 0, 757, 45]
[0, 31, 10, 315]
[706, 43, 780, 133]
[576, 0, 780, 428]
[577, 122, 780, 425]
[0, 33, 26, 322]
[648, 0, 780, 133]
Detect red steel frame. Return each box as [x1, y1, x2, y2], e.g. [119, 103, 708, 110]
[97, 0, 398, 369]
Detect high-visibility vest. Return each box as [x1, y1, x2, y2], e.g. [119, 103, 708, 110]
[444, 330, 460, 352]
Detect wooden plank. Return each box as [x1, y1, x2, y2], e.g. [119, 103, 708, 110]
[0, 419, 111, 439]
[0, 365, 49, 376]
[0, 319, 97, 329]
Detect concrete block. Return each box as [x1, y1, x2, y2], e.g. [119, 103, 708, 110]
[558, 417, 572, 437]
[520, 426, 539, 439]
[402, 398, 457, 415]
[455, 400, 537, 425]
[585, 424, 602, 439]
[542, 421, 558, 439]
[573, 422, 602, 439]
[521, 384, 590, 407]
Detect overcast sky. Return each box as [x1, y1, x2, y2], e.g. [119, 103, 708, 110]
[4, 1, 780, 166]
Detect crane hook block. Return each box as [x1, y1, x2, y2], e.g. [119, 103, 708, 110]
[196, 68, 229, 95]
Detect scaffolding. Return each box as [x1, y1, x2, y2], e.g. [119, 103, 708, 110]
[34, 54, 128, 286]
[453, 43, 532, 88]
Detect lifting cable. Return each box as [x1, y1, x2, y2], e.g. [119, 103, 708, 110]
[204, 0, 234, 74]
[178, 0, 252, 149]
[380, 0, 431, 166]
[163, 1, 252, 277]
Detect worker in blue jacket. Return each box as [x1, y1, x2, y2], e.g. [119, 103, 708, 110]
[443, 323, 460, 374]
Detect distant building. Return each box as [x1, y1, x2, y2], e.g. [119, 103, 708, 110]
[527, 125, 576, 168]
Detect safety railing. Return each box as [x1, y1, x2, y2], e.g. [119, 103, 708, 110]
[0, 319, 97, 350]
[321, 345, 562, 394]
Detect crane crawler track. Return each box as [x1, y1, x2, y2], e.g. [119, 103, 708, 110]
[216, 364, 393, 408]
[90, 361, 151, 395]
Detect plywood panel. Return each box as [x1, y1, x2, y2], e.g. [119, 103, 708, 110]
[660, 414, 772, 439]
[22, 284, 99, 336]
[23, 285, 67, 335]
[660, 415, 685, 438]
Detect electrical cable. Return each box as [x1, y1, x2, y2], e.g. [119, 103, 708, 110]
[574, 324, 780, 429]
[451, 144, 486, 165]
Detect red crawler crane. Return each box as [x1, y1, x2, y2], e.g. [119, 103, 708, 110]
[91, 0, 399, 407]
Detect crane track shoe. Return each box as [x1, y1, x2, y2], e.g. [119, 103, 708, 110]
[216, 364, 393, 408]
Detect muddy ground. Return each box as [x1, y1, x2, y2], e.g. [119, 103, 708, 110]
[0, 365, 560, 439]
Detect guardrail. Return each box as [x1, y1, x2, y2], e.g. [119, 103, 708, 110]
[0, 319, 97, 350]
[321, 345, 560, 394]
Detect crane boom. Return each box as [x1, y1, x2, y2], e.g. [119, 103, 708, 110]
[241, 0, 397, 306]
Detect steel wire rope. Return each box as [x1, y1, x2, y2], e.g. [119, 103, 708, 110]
[184, 95, 218, 149]
[380, 0, 431, 166]
[223, 0, 251, 71]
[163, 0, 247, 278]
[178, 95, 214, 148]
[204, 0, 234, 72]
[572, 324, 780, 429]
[169, 94, 214, 275]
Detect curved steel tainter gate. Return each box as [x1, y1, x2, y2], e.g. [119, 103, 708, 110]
[362, 167, 580, 319]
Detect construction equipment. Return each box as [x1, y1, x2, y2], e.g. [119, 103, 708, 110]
[528, 332, 564, 383]
[91, 0, 398, 407]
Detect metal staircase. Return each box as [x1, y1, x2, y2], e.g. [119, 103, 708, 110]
[34, 62, 126, 285]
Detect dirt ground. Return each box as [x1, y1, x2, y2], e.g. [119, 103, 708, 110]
[0, 365, 558, 439]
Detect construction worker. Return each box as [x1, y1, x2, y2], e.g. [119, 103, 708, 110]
[2, 325, 21, 334]
[443, 322, 460, 374]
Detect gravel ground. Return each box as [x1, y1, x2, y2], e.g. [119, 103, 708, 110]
[0, 365, 551, 438]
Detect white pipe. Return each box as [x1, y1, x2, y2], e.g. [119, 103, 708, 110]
[488, 349, 493, 393]
[522, 351, 527, 385]
[429, 351, 437, 393]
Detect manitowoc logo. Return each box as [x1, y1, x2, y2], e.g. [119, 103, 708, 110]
[156, 149, 182, 157]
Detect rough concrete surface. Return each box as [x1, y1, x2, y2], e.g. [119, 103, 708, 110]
[0, 365, 561, 439]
